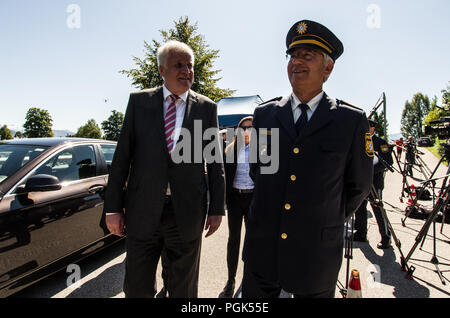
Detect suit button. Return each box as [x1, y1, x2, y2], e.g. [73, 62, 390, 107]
[290, 175, 296, 181]
[281, 233, 288, 240]
[293, 147, 300, 154]
[284, 203, 291, 210]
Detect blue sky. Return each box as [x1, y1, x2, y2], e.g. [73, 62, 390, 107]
[1, 0, 449, 135]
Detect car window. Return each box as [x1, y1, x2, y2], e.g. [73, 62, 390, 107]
[100, 144, 116, 173]
[0, 144, 48, 185]
[33, 145, 97, 182]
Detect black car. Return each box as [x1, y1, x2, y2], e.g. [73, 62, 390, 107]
[417, 137, 434, 147]
[0, 138, 121, 297]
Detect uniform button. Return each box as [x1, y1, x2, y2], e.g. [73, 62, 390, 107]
[284, 203, 291, 210]
[281, 233, 288, 240]
[293, 147, 300, 154]
[290, 175, 296, 181]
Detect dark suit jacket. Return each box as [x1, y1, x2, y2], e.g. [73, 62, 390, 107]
[243, 93, 373, 295]
[103, 87, 225, 242]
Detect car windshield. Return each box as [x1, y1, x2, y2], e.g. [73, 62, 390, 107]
[0, 144, 49, 184]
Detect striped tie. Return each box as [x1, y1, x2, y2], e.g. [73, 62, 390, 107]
[165, 94, 179, 153]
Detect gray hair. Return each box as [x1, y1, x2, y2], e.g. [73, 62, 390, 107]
[322, 51, 334, 83]
[157, 40, 195, 69]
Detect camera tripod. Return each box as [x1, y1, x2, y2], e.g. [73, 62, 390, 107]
[402, 145, 450, 230]
[367, 183, 414, 279]
[401, 144, 450, 285]
[338, 214, 355, 298]
[404, 175, 450, 285]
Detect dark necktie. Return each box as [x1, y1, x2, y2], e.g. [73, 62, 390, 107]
[295, 103, 309, 135]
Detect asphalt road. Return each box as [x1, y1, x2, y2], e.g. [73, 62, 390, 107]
[12, 148, 450, 298]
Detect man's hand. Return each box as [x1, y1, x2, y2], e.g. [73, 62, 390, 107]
[204, 215, 222, 238]
[106, 213, 125, 237]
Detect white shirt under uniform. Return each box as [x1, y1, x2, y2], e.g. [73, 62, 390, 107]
[290, 91, 323, 123]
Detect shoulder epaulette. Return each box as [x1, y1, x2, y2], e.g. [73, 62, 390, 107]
[336, 99, 363, 111]
[258, 96, 283, 106]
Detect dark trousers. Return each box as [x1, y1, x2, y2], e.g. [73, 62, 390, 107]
[123, 199, 202, 298]
[355, 188, 391, 242]
[226, 190, 252, 282]
[241, 263, 335, 298]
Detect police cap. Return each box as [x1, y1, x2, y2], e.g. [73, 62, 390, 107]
[368, 119, 377, 127]
[286, 20, 344, 61]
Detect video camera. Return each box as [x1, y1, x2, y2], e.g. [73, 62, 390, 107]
[424, 116, 450, 139]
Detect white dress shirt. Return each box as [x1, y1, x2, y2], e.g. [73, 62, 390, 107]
[290, 91, 324, 123]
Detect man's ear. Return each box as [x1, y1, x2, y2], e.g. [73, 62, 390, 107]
[324, 60, 334, 77]
[159, 65, 165, 79]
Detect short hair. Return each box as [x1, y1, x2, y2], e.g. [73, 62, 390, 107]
[322, 51, 334, 83]
[157, 40, 195, 69]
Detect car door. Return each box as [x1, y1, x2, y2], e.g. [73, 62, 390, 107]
[0, 144, 107, 294]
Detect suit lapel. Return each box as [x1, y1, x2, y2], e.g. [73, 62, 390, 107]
[297, 93, 334, 140]
[146, 87, 168, 153]
[181, 89, 197, 130]
[275, 96, 297, 141]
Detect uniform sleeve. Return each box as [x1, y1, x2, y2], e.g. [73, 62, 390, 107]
[344, 114, 373, 221]
[206, 102, 226, 216]
[103, 93, 136, 215]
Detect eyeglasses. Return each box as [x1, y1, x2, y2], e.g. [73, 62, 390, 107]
[286, 50, 320, 62]
[240, 126, 253, 131]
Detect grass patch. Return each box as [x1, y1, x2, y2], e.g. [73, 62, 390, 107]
[425, 137, 448, 166]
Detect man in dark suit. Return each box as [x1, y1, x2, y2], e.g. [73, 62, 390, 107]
[104, 40, 225, 298]
[241, 20, 373, 298]
[354, 119, 394, 249]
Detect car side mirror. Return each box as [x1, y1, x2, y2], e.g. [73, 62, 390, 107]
[17, 174, 62, 193]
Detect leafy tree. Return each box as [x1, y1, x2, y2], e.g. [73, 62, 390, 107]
[74, 119, 102, 139]
[400, 93, 431, 139]
[371, 111, 388, 139]
[0, 125, 13, 140]
[14, 131, 23, 139]
[120, 16, 235, 102]
[442, 82, 450, 106]
[101, 110, 124, 141]
[23, 107, 54, 138]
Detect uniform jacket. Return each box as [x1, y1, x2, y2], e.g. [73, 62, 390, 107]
[103, 87, 225, 242]
[242, 93, 373, 295]
[372, 134, 393, 190]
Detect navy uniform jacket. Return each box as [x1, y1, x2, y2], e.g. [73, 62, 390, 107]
[372, 135, 393, 190]
[242, 93, 373, 295]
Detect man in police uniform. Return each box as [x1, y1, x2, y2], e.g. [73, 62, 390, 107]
[354, 119, 394, 249]
[241, 20, 373, 298]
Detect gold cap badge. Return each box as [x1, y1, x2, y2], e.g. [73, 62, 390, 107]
[297, 22, 307, 35]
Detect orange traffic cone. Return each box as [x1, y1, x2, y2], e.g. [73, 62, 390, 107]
[347, 269, 362, 298]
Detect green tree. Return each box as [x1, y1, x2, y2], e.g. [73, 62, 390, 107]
[101, 110, 124, 141]
[0, 125, 13, 140]
[120, 16, 235, 102]
[400, 93, 431, 139]
[372, 111, 388, 139]
[23, 107, 54, 138]
[442, 82, 450, 106]
[74, 119, 102, 139]
[14, 131, 23, 139]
